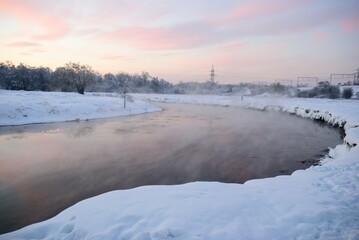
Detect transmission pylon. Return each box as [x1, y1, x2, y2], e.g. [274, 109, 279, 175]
[210, 64, 215, 82]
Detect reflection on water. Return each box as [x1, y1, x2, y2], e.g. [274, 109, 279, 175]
[0, 103, 343, 234]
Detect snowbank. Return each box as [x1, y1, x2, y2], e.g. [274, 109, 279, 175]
[0, 90, 161, 126]
[1, 94, 359, 240]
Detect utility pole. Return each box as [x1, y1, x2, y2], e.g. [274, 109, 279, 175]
[123, 77, 127, 108]
[210, 64, 215, 83]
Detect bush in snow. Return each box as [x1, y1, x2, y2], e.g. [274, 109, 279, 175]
[270, 83, 286, 94]
[326, 85, 340, 99]
[342, 88, 353, 99]
[298, 81, 340, 99]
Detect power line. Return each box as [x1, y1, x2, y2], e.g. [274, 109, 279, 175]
[275, 79, 293, 86]
[329, 73, 355, 85]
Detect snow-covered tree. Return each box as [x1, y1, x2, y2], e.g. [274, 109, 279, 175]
[15, 63, 32, 90]
[52, 67, 74, 92]
[34, 67, 52, 91]
[0, 61, 16, 90]
[64, 62, 96, 94]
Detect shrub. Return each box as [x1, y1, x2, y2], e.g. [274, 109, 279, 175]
[342, 88, 353, 99]
[270, 83, 286, 94]
[327, 85, 340, 99]
[297, 84, 340, 99]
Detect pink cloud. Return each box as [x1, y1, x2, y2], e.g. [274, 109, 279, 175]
[313, 32, 328, 44]
[81, 1, 167, 29]
[7, 40, 45, 55]
[341, 15, 359, 33]
[0, 0, 69, 40]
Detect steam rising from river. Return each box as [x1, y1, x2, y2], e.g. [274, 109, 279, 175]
[0, 103, 342, 233]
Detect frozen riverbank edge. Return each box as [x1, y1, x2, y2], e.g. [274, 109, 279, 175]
[1, 93, 359, 240]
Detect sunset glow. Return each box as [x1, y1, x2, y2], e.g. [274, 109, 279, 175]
[1, 0, 358, 83]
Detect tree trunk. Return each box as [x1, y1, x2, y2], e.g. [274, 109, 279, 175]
[78, 86, 85, 94]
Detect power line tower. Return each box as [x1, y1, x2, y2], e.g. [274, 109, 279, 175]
[210, 64, 215, 83]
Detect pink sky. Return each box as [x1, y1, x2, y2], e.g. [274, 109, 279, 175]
[1, 0, 358, 83]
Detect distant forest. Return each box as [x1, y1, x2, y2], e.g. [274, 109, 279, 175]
[1, 61, 354, 99]
[0, 61, 298, 96]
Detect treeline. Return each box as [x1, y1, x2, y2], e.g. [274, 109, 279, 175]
[0, 61, 297, 96]
[1, 61, 354, 99]
[0, 61, 173, 94]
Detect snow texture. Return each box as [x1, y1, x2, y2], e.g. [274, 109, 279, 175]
[1, 93, 359, 240]
[0, 90, 161, 126]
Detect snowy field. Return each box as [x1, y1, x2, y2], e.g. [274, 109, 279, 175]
[1, 93, 359, 240]
[0, 90, 161, 126]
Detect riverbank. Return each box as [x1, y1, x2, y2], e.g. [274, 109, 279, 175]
[0, 90, 161, 126]
[1, 93, 359, 240]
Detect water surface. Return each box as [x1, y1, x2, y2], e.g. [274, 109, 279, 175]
[0, 103, 342, 233]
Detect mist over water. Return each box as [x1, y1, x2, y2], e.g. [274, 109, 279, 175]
[0, 103, 343, 233]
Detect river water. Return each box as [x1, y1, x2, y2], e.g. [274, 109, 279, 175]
[0, 103, 342, 233]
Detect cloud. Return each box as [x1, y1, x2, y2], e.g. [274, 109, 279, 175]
[7, 40, 46, 56]
[221, 2, 356, 39]
[20, 52, 31, 56]
[208, 0, 359, 40]
[74, 28, 102, 37]
[8, 41, 42, 47]
[216, 42, 245, 51]
[0, 0, 69, 41]
[30, 49, 46, 53]
[100, 54, 133, 61]
[313, 32, 328, 44]
[341, 15, 359, 33]
[102, 22, 223, 51]
[217, 0, 314, 23]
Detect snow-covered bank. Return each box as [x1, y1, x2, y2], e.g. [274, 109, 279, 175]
[2, 94, 359, 240]
[0, 90, 161, 126]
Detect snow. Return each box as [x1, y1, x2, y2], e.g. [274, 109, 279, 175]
[0, 90, 161, 126]
[1, 93, 359, 240]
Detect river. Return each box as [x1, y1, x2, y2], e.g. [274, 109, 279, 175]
[0, 103, 343, 233]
